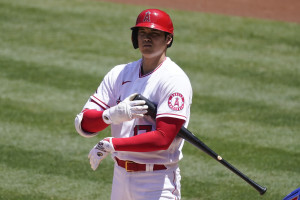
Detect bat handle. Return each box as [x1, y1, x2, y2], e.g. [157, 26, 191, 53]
[133, 94, 157, 118]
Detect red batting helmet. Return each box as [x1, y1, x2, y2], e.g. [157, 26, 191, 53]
[131, 9, 174, 49]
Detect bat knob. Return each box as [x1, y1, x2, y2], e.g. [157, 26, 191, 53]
[260, 187, 267, 195]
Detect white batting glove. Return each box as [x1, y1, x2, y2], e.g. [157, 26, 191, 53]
[88, 137, 115, 171]
[102, 93, 148, 124]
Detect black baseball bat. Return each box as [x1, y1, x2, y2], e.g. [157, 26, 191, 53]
[134, 94, 267, 195]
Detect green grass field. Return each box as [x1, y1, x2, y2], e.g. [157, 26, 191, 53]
[0, 0, 299, 199]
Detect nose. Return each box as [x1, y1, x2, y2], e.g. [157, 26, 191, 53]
[143, 35, 151, 43]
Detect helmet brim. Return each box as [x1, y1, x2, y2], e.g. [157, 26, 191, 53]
[131, 23, 173, 35]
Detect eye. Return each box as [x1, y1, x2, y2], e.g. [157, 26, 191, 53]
[138, 31, 146, 36]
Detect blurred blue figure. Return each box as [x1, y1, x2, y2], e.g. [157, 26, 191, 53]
[283, 188, 300, 200]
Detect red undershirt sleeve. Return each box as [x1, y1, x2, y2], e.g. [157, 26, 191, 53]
[81, 109, 109, 133]
[112, 117, 185, 152]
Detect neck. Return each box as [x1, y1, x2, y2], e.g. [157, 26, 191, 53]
[141, 54, 166, 75]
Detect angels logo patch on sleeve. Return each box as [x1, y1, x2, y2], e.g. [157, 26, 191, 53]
[168, 93, 185, 111]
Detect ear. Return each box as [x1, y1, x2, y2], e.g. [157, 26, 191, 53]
[166, 34, 172, 45]
[166, 35, 173, 48]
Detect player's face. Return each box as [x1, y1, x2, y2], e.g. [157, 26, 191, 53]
[137, 28, 172, 58]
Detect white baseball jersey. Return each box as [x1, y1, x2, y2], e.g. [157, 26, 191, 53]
[83, 57, 192, 165]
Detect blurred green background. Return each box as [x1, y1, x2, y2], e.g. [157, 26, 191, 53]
[0, 0, 299, 199]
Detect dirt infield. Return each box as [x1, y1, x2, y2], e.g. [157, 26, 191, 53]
[101, 0, 300, 23]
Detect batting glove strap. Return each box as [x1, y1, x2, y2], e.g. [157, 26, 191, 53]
[99, 137, 115, 152]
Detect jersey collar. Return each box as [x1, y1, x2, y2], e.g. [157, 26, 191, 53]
[139, 57, 167, 78]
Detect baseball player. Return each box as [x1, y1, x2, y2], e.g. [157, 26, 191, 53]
[75, 9, 193, 200]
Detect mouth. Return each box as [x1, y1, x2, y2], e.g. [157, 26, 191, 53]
[143, 43, 152, 48]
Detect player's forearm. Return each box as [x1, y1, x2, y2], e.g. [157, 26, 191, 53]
[81, 109, 109, 133]
[112, 117, 184, 152]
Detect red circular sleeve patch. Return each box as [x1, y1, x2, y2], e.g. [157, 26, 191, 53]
[168, 93, 184, 111]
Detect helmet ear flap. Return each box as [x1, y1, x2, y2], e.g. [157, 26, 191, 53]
[131, 29, 138, 49]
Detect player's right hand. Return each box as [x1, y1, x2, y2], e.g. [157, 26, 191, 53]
[102, 93, 148, 124]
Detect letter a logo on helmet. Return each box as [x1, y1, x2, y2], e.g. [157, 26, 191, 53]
[143, 11, 151, 22]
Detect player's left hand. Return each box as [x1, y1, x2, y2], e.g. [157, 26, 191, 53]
[88, 137, 115, 171]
